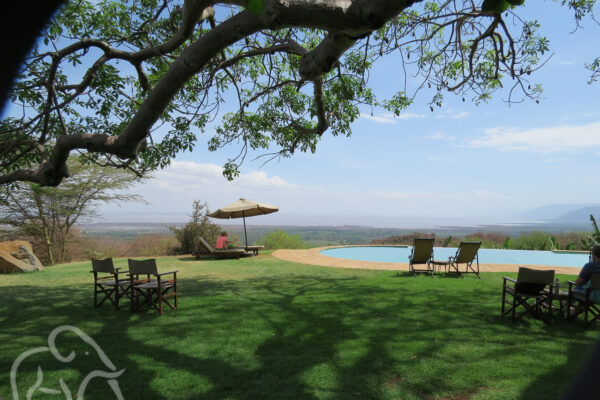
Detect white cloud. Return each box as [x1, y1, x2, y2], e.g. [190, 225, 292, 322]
[359, 112, 425, 124]
[147, 161, 300, 193]
[397, 112, 427, 120]
[468, 121, 600, 153]
[427, 132, 455, 142]
[450, 111, 469, 119]
[435, 111, 469, 119]
[472, 190, 503, 199]
[561, 60, 577, 66]
[360, 112, 397, 124]
[97, 161, 326, 222]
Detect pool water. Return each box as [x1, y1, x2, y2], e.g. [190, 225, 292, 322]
[320, 246, 589, 268]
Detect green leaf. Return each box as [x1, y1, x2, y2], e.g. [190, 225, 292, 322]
[246, 0, 265, 14]
[482, 0, 511, 14]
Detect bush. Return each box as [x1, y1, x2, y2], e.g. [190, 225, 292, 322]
[260, 230, 308, 249]
[509, 232, 552, 250]
[170, 200, 221, 254]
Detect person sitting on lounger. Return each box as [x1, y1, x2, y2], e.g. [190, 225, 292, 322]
[216, 231, 229, 250]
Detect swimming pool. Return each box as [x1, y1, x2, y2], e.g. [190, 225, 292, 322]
[320, 246, 589, 268]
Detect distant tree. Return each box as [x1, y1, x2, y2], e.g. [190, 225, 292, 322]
[502, 236, 511, 249]
[581, 214, 600, 249]
[260, 230, 307, 249]
[509, 231, 551, 251]
[442, 236, 452, 247]
[547, 235, 559, 250]
[170, 200, 221, 254]
[0, 158, 144, 264]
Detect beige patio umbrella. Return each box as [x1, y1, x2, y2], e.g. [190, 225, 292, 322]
[208, 198, 279, 247]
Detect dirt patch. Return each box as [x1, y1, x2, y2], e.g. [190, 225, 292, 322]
[383, 375, 405, 387]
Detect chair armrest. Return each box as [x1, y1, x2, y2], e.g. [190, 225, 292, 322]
[155, 271, 178, 277]
[567, 280, 576, 292]
[503, 276, 517, 283]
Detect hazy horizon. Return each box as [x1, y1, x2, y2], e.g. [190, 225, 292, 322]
[89, 210, 577, 229]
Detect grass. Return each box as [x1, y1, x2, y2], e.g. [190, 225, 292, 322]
[0, 254, 598, 399]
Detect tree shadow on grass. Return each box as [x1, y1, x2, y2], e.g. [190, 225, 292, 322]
[0, 274, 596, 400]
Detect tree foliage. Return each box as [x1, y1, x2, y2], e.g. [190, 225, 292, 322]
[0, 158, 144, 264]
[581, 214, 600, 249]
[0, 0, 598, 186]
[170, 200, 221, 254]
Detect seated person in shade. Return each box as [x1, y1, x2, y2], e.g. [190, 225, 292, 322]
[215, 231, 229, 250]
[574, 245, 600, 290]
[569, 244, 600, 314]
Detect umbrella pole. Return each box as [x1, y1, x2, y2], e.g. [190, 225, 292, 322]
[243, 211, 248, 248]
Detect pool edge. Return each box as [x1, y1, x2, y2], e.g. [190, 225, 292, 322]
[272, 246, 583, 274]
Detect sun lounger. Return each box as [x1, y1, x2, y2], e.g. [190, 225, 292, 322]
[408, 238, 435, 275]
[446, 240, 482, 279]
[196, 237, 247, 259]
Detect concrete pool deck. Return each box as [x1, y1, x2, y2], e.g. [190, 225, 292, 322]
[272, 245, 582, 275]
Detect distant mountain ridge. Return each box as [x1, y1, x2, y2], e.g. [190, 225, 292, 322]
[522, 204, 600, 224]
[554, 207, 600, 223]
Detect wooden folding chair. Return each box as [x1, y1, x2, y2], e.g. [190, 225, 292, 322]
[501, 267, 555, 323]
[91, 258, 131, 310]
[408, 238, 435, 275]
[447, 241, 482, 279]
[128, 259, 178, 314]
[567, 273, 600, 329]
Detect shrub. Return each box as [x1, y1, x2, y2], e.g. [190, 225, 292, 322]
[260, 230, 308, 249]
[170, 201, 221, 254]
[509, 232, 552, 250]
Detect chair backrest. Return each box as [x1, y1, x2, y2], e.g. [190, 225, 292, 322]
[128, 259, 158, 275]
[411, 238, 434, 263]
[454, 241, 482, 263]
[515, 267, 555, 295]
[92, 258, 115, 273]
[198, 237, 214, 253]
[516, 267, 555, 285]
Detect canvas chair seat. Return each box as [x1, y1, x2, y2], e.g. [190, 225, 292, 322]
[501, 267, 555, 323]
[504, 284, 547, 298]
[101, 279, 131, 287]
[91, 257, 131, 310]
[129, 258, 178, 314]
[135, 280, 175, 290]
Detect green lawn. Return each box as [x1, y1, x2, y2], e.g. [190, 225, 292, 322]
[0, 254, 597, 399]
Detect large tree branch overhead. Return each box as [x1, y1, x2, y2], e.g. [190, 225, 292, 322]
[1, 0, 559, 185]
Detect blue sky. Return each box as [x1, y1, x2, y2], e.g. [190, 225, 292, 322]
[9, 2, 600, 227]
